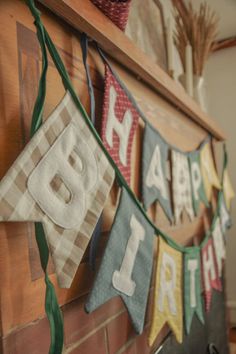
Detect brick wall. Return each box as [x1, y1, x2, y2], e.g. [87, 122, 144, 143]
[2, 288, 156, 354]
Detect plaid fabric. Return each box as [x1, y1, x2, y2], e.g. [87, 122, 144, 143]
[0, 91, 115, 288]
[100, 64, 139, 184]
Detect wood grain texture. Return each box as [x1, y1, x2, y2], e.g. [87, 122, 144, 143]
[0, 1, 220, 351]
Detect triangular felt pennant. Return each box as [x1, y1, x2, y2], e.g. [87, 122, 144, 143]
[212, 218, 226, 277]
[100, 64, 139, 184]
[219, 192, 232, 233]
[188, 151, 209, 215]
[200, 142, 221, 201]
[142, 123, 173, 221]
[0, 92, 115, 288]
[171, 150, 194, 224]
[149, 238, 183, 345]
[184, 251, 204, 334]
[201, 238, 222, 312]
[223, 168, 235, 211]
[85, 187, 154, 334]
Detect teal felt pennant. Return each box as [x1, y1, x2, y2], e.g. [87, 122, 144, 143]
[85, 187, 154, 334]
[184, 251, 204, 334]
[219, 192, 232, 234]
[188, 151, 209, 215]
[142, 123, 173, 221]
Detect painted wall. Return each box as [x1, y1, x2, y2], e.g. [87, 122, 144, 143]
[204, 47, 236, 323]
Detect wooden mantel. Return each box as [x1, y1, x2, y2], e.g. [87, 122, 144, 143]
[38, 0, 225, 141]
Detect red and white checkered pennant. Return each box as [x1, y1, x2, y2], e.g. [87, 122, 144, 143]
[100, 64, 139, 184]
[201, 238, 222, 312]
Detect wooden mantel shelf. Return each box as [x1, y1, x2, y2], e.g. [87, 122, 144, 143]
[38, 0, 225, 141]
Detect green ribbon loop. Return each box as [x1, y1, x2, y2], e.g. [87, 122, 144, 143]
[26, 1, 64, 353]
[24, 0, 228, 350]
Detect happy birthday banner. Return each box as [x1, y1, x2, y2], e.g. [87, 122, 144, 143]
[0, 3, 234, 353]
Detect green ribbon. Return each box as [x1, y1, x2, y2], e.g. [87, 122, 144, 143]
[26, 1, 64, 354]
[26, 0, 226, 257]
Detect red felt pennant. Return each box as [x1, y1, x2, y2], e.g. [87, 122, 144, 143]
[201, 238, 222, 312]
[100, 64, 139, 184]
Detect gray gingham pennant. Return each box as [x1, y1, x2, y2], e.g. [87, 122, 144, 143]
[0, 91, 115, 288]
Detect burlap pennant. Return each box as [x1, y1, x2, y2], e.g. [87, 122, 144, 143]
[201, 238, 222, 312]
[86, 187, 154, 334]
[212, 218, 226, 277]
[142, 123, 173, 221]
[0, 92, 115, 288]
[188, 151, 209, 215]
[223, 168, 235, 211]
[184, 251, 204, 334]
[100, 64, 139, 184]
[200, 142, 221, 201]
[149, 238, 183, 345]
[172, 150, 194, 224]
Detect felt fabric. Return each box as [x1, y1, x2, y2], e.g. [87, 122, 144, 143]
[171, 150, 194, 224]
[100, 64, 139, 184]
[0, 91, 115, 288]
[85, 187, 154, 334]
[219, 193, 232, 233]
[149, 238, 183, 345]
[184, 251, 204, 334]
[212, 218, 226, 277]
[200, 142, 221, 202]
[157, 290, 229, 354]
[201, 239, 222, 312]
[223, 168, 235, 211]
[142, 123, 173, 221]
[188, 151, 209, 215]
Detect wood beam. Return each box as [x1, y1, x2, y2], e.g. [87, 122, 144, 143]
[38, 0, 225, 140]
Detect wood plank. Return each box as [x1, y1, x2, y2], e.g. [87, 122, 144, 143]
[38, 0, 226, 141]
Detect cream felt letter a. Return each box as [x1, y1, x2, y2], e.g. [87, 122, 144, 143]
[146, 145, 168, 199]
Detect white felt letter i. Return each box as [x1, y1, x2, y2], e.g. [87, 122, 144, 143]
[112, 215, 145, 296]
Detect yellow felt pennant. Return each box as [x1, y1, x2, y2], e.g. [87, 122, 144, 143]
[149, 238, 183, 346]
[223, 169, 235, 210]
[200, 143, 221, 201]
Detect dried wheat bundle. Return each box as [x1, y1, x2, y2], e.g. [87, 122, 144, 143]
[173, 1, 218, 76]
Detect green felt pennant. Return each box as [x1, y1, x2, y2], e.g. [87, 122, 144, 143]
[142, 123, 173, 222]
[188, 151, 209, 215]
[184, 251, 204, 334]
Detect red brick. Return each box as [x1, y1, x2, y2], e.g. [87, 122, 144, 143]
[2, 317, 50, 354]
[120, 340, 137, 354]
[135, 328, 151, 354]
[68, 328, 107, 354]
[106, 311, 136, 354]
[63, 295, 125, 347]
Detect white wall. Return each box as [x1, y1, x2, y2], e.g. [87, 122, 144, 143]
[204, 47, 236, 323]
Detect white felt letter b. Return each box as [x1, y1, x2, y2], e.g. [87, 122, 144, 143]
[28, 123, 97, 230]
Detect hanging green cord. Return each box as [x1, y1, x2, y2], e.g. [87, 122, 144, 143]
[43, 27, 224, 254]
[26, 1, 64, 354]
[27, 0, 224, 257]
